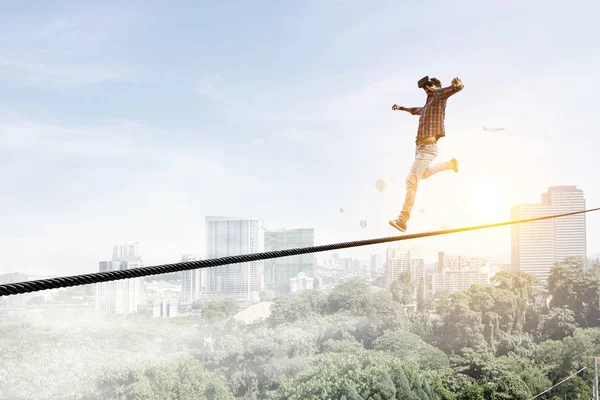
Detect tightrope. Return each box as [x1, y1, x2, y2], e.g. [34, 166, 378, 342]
[1, 207, 598, 297]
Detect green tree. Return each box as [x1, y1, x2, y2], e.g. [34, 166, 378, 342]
[533, 327, 600, 398]
[369, 371, 397, 400]
[391, 367, 414, 400]
[202, 298, 238, 324]
[547, 257, 587, 325]
[391, 270, 414, 305]
[271, 350, 426, 400]
[538, 306, 577, 341]
[268, 296, 313, 326]
[578, 261, 600, 327]
[86, 355, 234, 400]
[321, 338, 364, 354]
[358, 291, 407, 348]
[451, 349, 548, 399]
[205, 324, 319, 397]
[408, 312, 435, 345]
[327, 281, 372, 314]
[341, 382, 363, 400]
[374, 330, 449, 370]
[491, 270, 538, 332]
[494, 330, 536, 359]
[434, 292, 487, 354]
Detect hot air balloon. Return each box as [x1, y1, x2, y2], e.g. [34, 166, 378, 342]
[360, 220, 367, 228]
[339, 208, 344, 213]
[375, 178, 387, 193]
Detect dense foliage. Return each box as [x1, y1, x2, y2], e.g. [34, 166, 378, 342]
[2, 257, 600, 399]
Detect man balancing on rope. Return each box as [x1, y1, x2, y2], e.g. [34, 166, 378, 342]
[389, 75, 464, 233]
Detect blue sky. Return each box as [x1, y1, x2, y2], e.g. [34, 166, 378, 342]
[1, 0, 599, 275]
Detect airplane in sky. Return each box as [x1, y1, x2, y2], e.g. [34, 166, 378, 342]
[482, 125, 506, 132]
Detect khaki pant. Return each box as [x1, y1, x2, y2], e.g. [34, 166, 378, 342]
[400, 143, 454, 220]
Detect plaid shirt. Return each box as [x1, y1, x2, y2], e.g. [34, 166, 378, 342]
[406, 84, 463, 141]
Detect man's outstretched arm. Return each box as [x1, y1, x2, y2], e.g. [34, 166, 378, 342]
[392, 104, 423, 115]
[436, 77, 464, 99]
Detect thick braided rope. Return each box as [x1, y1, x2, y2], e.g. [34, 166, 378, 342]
[1, 207, 598, 297]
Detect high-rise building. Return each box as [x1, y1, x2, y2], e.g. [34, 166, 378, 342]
[430, 266, 492, 294]
[95, 242, 143, 315]
[290, 272, 314, 294]
[385, 247, 423, 288]
[370, 254, 383, 274]
[544, 186, 587, 264]
[385, 248, 408, 288]
[437, 251, 445, 273]
[264, 228, 315, 296]
[180, 254, 203, 305]
[511, 185, 586, 283]
[325, 254, 340, 270]
[204, 217, 261, 302]
[437, 253, 488, 271]
[113, 242, 139, 260]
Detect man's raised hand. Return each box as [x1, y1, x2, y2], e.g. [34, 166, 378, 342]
[392, 104, 405, 111]
[451, 77, 464, 88]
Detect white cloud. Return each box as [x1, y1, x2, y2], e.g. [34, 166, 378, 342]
[194, 75, 289, 122]
[0, 7, 142, 87]
[0, 55, 136, 88]
[304, 77, 414, 123]
[0, 119, 134, 157]
[0, 117, 276, 275]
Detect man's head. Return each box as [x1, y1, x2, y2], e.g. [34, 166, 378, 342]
[418, 76, 441, 94]
[425, 77, 441, 94]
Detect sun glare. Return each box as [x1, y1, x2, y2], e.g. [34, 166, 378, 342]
[466, 183, 502, 218]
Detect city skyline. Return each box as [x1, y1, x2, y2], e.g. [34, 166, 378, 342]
[0, 188, 596, 277]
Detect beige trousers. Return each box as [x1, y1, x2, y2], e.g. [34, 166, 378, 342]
[400, 143, 454, 220]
